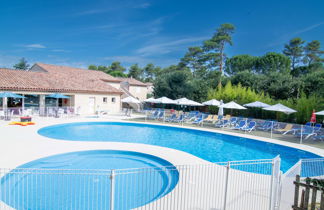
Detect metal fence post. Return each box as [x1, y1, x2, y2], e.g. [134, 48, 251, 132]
[299, 125, 303, 144]
[270, 121, 274, 139]
[110, 170, 115, 210]
[223, 161, 230, 210]
[269, 156, 281, 210]
[145, 110, 147, 122]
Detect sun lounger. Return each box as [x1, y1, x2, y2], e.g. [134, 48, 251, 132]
[148, 110, 159, 119]
[242, 121, 256, 132]
[192, 115, 204, 125]
[203, 115, 214, 122]
[215, 119, 229, 128]
[165, 114, 177, 122]
[274, 124, 293, 134]
[174, 114, 185, 123]
[232, 120, 247, 130]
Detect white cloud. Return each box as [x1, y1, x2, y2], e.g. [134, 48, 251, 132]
[136, 36, 208, 56]
[292, 22, 324, 35]
[23, 44, 46, 49]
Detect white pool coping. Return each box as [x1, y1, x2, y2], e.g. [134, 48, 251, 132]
[0, 115, 323, 210]
[0, 115, 323, 169]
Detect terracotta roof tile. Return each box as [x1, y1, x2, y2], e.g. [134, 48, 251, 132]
[0, 63, 123, 94]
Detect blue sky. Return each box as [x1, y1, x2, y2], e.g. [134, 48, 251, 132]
[0, 0, 323, 69]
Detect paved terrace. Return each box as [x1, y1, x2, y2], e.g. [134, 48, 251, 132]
[0, 114, 323, 209]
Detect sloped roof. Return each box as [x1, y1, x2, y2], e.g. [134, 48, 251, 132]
[0, 63, 123, 94]
[116, 77, 147, 86]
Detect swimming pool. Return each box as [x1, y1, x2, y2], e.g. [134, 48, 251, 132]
[38, 122, 321, 172]
[0, 150, 179, 209]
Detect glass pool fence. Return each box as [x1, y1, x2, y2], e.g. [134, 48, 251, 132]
[1, 157, 323, 210]
[139, 110, 324, 150]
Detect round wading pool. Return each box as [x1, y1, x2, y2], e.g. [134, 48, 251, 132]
[38, 122, 322, 173]
[0, 150, 179, 210]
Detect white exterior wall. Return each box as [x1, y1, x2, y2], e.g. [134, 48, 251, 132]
[74, 93, 121, 115]
[128, 86, 148, 101]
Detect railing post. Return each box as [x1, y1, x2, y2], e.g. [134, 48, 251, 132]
[223, 162, 230, 210]
[110, 170, 115, 210]
[145, 110, 147, 122]
[270, 121, 274, 139]
[269, 156, 281, 210]
[299, 125, 303, 144]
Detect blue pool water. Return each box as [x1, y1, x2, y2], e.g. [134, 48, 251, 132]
[38, 122, 321, 172]
[0, 150, 179, 210]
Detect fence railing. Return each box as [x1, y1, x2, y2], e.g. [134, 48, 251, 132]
[1, 157, 323, 210]
[0, 157, 281, 210]
[0, 106, 78, 120]
[280, 158, 324, 210]
[140, 110, 324, 149]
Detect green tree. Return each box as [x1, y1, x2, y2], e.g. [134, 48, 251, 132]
[303, 40, 324, 65]
[302, 70, 324, 96]
[256, 52, 291, 74]
[231, 70, 258, 88]
[109, 61, 126, 73]
[255, 72, 301, 99]
[88, 65, 98, 70]
[203, 23, 235, 74]
[225, 54, 258, 75]
[180, 46, 205, 74]
[97, 65, 109, 73]
[13, 58, 30, 70]
[153, 70, 193, 99]
[143, 63, 160, 82]
[283, 37, 305, 70]
[128, 64, 143, 80]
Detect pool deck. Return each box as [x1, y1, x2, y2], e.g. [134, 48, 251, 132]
[0, 114, 323, 210]
[1, 114, 323, 169]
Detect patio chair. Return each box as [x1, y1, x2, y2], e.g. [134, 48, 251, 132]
[274, 124, 293, 134]
[232, 120, 247, 130]
[257, 121, 273, 131]
[174, 114, 185, 123]
[242, 121, 256, 133]
[58, 108, 65, 118]
[229, 117, 238, 127]
[224, 114, 231, 120]
[211, 115, 219, 123]
[156, 111, 165, 120]
[148, 110, 159, 119]
[165, 114, 177, 122]
[295, 123, 322, 139]
[192, 115, 204, 126]
[215, 119, 229, 128]
[203, 115, 214, 122]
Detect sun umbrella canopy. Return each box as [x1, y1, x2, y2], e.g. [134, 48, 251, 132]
[315, 110, 324, 115]
[121, 96, 141, 104]
[143, 97, 157, 103]
[244, 101, 270, 108]
[263, 103, 297, 114]
[154, 97, 177, 104]
[219, 101, 247, 110]
[0, 92, 25, 98]
[176, 98, 203, 106]
[46, 93, 70, 99]
[203, 99, 220, 106]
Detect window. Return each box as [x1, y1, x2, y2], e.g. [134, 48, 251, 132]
[103, 97, 107, 103]
[111, 97, 116, 103]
